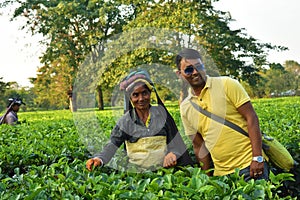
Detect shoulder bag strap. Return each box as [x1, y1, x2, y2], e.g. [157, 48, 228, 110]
[189, 100, 249, 137]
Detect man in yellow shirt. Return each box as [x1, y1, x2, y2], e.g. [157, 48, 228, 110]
[176, 48, 268, 180]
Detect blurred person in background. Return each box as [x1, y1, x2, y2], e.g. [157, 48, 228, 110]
[0, 97, 25, 125]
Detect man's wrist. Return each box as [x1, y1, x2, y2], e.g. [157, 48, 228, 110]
[252, 156, 264, 163]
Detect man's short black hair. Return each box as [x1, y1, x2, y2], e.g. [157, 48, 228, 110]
[175, 48, 202, 70]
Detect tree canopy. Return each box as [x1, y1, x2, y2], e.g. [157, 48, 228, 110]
[1, 0, 291, 110]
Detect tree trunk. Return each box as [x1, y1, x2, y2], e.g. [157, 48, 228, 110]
[68, 89, 77, 112]
[96, 85, 104, 110]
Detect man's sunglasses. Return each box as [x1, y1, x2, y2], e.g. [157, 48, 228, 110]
[183, 63, 205, 75]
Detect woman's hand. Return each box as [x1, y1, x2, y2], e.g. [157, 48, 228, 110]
[163, 152, 177, 168]
[86, 157, 102, 171]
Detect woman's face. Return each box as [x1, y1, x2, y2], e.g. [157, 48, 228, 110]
[130, 83, 151, 111]
[12, 104, 20, 112]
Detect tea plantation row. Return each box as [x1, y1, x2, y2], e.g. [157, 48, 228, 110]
[0, 97, 299, 199]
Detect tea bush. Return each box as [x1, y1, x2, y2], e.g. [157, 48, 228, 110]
[0, 97, 299, 199]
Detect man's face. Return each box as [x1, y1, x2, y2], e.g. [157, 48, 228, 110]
[130, 83, 151, 111]
[178, 58, 207, 88]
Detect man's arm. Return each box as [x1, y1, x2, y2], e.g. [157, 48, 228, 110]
[237, 101, 262, 157]
[189, 132, 211, 172]
[237, 101, 264, 177]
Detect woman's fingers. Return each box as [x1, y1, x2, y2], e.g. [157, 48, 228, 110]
[86, 158, 94, 171]
[86, 157, 102, 171]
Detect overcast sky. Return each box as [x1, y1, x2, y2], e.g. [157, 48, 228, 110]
[214, 0, 300, 63]
[1, 0, 299, 87]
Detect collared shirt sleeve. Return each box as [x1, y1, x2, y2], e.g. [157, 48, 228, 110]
[225, 78, 250, 108]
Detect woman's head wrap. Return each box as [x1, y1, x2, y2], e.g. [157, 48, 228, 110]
[120, 70, 154, 93]
[119, 70, 157, 113]
[7, 98, 25, 108]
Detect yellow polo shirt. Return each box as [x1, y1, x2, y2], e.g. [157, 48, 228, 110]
[180, 76, 252, 176]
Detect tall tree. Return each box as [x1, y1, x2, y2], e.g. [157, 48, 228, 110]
[87, 0, 285, 103]
[83, 0, 287, 104]
[0, 78, 8, 111]
[4, 0, 131, 110]
[264, 63, 296, 96]
[0, 77, 7, 97]
[0, 79, 34, 112]
[284, 60, 300, 91]
[123, 0, 286, 83]
[2, 0, 287, 109]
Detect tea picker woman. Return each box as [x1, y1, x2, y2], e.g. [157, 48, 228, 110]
[0, 98, 25, 125]
[86, 70, 193, 171]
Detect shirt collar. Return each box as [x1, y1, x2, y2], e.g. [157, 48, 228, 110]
[186, 75, 211, 99]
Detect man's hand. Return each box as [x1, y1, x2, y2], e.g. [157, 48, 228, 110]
[163, 152, 177, 168]
[86, 157, 102, 171]
[250, 161, 264, 178]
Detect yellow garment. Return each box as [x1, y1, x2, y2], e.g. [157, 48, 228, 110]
[125, 136, 167, 168]
[145, 112, 151, 127]
[180, 76, 259, 176]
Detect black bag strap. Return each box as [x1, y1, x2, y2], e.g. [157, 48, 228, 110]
[189, 100, 249, 137]
[190, 100, 275, 155]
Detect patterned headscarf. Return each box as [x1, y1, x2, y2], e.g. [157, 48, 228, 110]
[7, 98, 25, 108]
[120, 70, 154, 93]
[120, 70, 155, 112]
